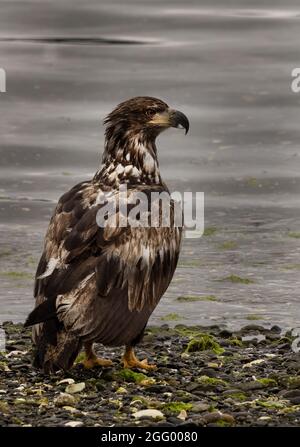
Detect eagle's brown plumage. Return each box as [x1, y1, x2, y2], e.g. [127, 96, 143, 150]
[25, 96, 189, 372]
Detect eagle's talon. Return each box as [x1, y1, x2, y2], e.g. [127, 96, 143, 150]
[83, 357, 113, 369]
[123, 346, 157, 370]
[123, 359, 157, 371]
[82, 342, 113, 368]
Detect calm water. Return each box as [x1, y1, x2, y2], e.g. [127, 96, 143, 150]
[0, 0, 300, 329]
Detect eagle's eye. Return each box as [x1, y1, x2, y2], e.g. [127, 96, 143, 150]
[146, 108, 157, 118]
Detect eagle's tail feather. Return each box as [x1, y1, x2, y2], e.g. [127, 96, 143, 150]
[32, 321, 82, 373]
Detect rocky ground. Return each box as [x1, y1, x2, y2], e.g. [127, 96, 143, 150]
[0, 322, 300, 427]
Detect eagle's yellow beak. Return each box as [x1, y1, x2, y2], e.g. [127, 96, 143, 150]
[149, 109, 189, 134]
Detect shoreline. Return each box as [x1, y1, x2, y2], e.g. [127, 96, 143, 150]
[1, 322, 300, 427]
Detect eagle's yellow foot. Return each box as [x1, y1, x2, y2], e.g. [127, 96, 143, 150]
[83, 342, 113, 369]
[122, 346, 157, 371]
[83, 357, 113, 369]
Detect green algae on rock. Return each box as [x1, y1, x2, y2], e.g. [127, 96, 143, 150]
[185, 333, 224, 355]
[246, 314, 264, 321]
[1, 321, 300, 427]
[162, 402, 193, 413]
[288, 232, 300, 239]
[0, 271, 33, 280]
[203, 227, 217, 236]
[219, 274, 254, 284]
[228, 337, 243, 347]
[256, 378, 278, 388]
[196, 375, 228, 388]
[115, 369, 150, 384]
[218, 241, 238, 250]
[177, 295, 218, 302]
[160, 313, 182, 321]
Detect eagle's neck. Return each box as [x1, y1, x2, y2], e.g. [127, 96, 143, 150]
[94, 132, 162, 186]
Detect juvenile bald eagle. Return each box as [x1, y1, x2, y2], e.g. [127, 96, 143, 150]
[25, 96, 189, 372]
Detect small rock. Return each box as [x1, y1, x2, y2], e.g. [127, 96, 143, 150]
[207, 362, 219, 369]
[0, 362, 10, 372]
[222, 389, 243, 396]
[163, 392, 173, 398]
[156, 422, 176, 427]
[186, 383, 201, 392]
[64, 421, 84, 427]
[133, 409, 164, 420]
[167, 416, 182, 425]
[146, 385, 165, 393]
[199, 368, 217, 378]
[54, 393, 77, 407]
[177, 410, 187, 421]
[238, 381, 264, 391]
[266, 334, 281, 341]
[281, 389, 300, 399]
[191, 402, 210, 413]
[6, 351, 28, 358]
[240, 324, 266, 334]
[243, 359, 265, 368]
[234, 411, 250, 420]
[219, 330, 233, 338]
[57, 378, 75, 385]
[202, 411, 235, 425]
[65, 382, 85, 394]
[116, 387, 127, 394]
[0, 401, 9, 414]
[62, 406, 80, 413]
[270, 325, 281, 334]
[140, 378, 156, 386]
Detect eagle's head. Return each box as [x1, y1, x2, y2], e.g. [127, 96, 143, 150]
[104, 96, 189, 141]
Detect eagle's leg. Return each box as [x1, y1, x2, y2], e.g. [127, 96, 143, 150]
[122, 345, 157, 370]
[82, 342, 113, 368]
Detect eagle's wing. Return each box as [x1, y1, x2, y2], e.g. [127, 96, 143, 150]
[29, 179, 117, 324]
[26, 181, 182, 347]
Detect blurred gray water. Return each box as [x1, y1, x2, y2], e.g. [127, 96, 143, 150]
[0, 0, 300, 330]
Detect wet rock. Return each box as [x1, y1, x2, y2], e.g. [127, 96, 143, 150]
[156, 421, 176, 427]
[280, 389, 300, 399]
[270, 326, 282, 334]
[62, 406, 80, 413]
[116, 387, 127, 394]
[65, 421, 84, 427]
[177, 409, 187, 421]
[191, 402, 210, 413]
[199, 368, 218, 378]
[238, 381, 264, 391]
[178, 421, 198, 427]
[54, 393, 77, 407]
[57, 378, 75, 385]
[234, 411, 250, 420]
[0, 401, 9, 414]
[1, 322, 300, 427]
[133, 409, 164, 420]
[239, 325, 267, 335]
[202, 411, 235, 425]
[65, 382, 85, 394]
[219, 330, 233, 338]
[146, 384, 169, 393]
[185, 382, 201, 393]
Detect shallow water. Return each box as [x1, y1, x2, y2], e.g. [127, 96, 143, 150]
[0, 0, 300, 330]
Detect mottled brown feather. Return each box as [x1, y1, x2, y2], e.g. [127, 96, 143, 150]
[26, 96, 185, 371]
